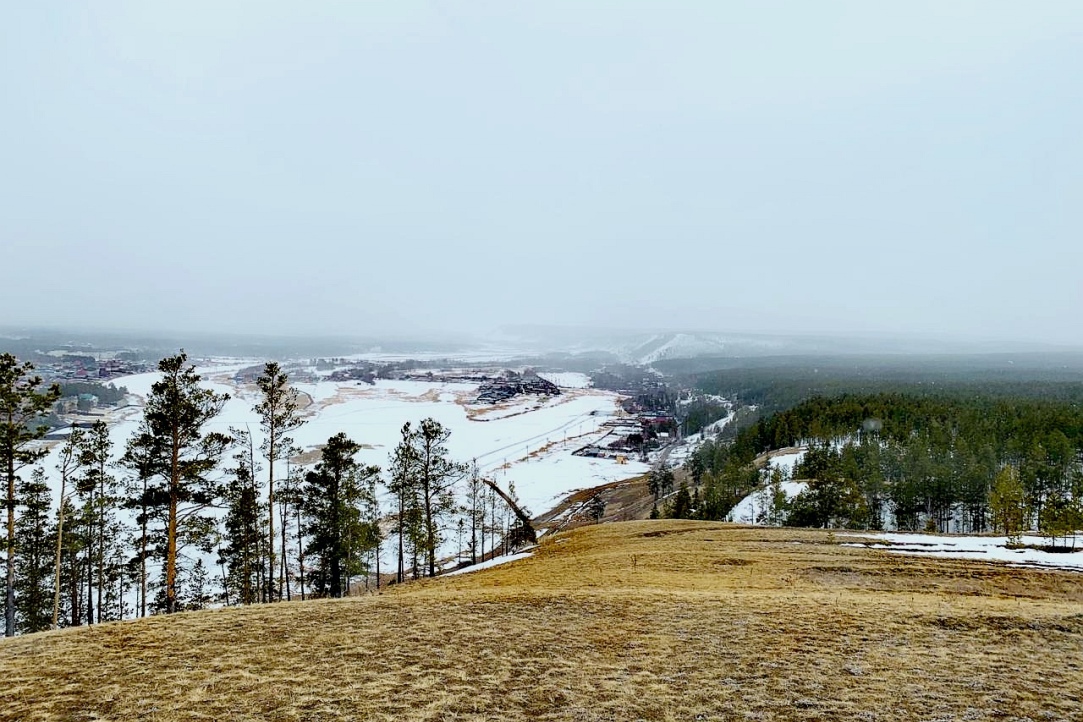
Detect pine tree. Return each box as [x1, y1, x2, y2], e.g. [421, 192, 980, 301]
[667, 482, 692, 519]
[278, 445, 302, 601]
[991, 465, 1027, 544]
[413, 419, 467, 577]
[648, 464, 676, 500]
[135, 353, 230, 614]
[387, 423, 421, 583]
[487, 483, 498, 560]
[303, 433, 379, 598]
[587, 494, 606, 523]
[76, 420, 118, 624]
[1, 354, 61, 636]
[187, 559, 213, 611]
[100, 545, 130, 622]
[766, 467, 789, 526]
[120, 430, 165, 618]
[280, 460, 306, 600]
[254, 363, 304, 602]
[57, 497, 86, 627]
[73, 475, 95, 625]
[219, 428, 262, 605]
[357, 463, 383, 589]
[101, 547, 130, 623]
[15, 468, 55, 634]
[52, 426, 84, 628]
[95, 519, 130, 622]
[466, 461, 484, 564]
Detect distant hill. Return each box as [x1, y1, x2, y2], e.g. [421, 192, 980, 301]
[496, 325, 1081, 365]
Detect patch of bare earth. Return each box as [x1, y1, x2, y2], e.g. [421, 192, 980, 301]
[2, 522, 1081, 721]
[535, 475, 655, 534]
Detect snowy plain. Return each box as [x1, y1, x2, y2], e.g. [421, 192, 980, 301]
[32, 361, 650, 602]
[41, 365, 647, 516]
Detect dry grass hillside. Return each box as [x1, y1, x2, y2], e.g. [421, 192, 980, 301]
[2, 521, 1082, 721]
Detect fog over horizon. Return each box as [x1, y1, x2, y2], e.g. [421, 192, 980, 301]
[2, 2, 1081, 349]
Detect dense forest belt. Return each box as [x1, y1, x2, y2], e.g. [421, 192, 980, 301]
[682, 391, 1083, 535]
[685, 360, 1083, 420]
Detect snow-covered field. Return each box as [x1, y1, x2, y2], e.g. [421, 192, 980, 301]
[34, 362, 649, 595]
[841, 532, 1083, 572]
[40, 364, 646, 518]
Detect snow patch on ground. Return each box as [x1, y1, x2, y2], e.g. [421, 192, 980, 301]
[442, 551, 534, 576]
[840, 532, 1083, 572]
[763, 450, 805, 478]
[728, 481, 808, 524]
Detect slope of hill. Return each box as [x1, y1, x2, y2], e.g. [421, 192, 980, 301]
[2, 522, 1082, 721]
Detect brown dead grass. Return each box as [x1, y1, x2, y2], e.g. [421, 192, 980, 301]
[2, 521, 1082, 721]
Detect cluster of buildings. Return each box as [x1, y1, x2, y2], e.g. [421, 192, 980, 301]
[475, 372, 561, 404]
[573, 411, 678, 462]
[38, 355, 146, 382]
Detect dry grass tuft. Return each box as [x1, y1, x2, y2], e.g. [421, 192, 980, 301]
[2, 521, 1082, 721]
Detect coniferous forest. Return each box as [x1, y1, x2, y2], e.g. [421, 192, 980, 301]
[0, 352, 520, 636]
[679, 386, 1083, 543]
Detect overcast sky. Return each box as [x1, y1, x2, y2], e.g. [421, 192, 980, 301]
[1, 2, 1080, 346]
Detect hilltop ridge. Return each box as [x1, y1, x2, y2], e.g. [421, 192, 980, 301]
[2, 521, 1081, 721]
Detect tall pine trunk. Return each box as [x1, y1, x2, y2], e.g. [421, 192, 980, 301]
[51, 481, 65, 628]
[97, 470, 105, 622]
[422, 445, 435, 578]
[86, 516, 94, 625]
[329, 472, 340, 598]
[296, 499, 305, 601]
[279, 493, 290, 601]
[266, 430, 276, 603]
[5, 449, 15, 637]
[69, 553, 79, 627]
[139, 476, 147, 618]
[397, 492, 405, 584]
[166, 429, 180, 614]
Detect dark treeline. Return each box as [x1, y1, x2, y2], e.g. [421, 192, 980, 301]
[676, 389, 1083, 543]
[676, 355, 1083, 420]
[660, 352, 1083, 381]
[678, 397, 729, 437]
[0, 352, 527, 637]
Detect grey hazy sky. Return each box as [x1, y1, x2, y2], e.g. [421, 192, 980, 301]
[2, 2, 1081, 345]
